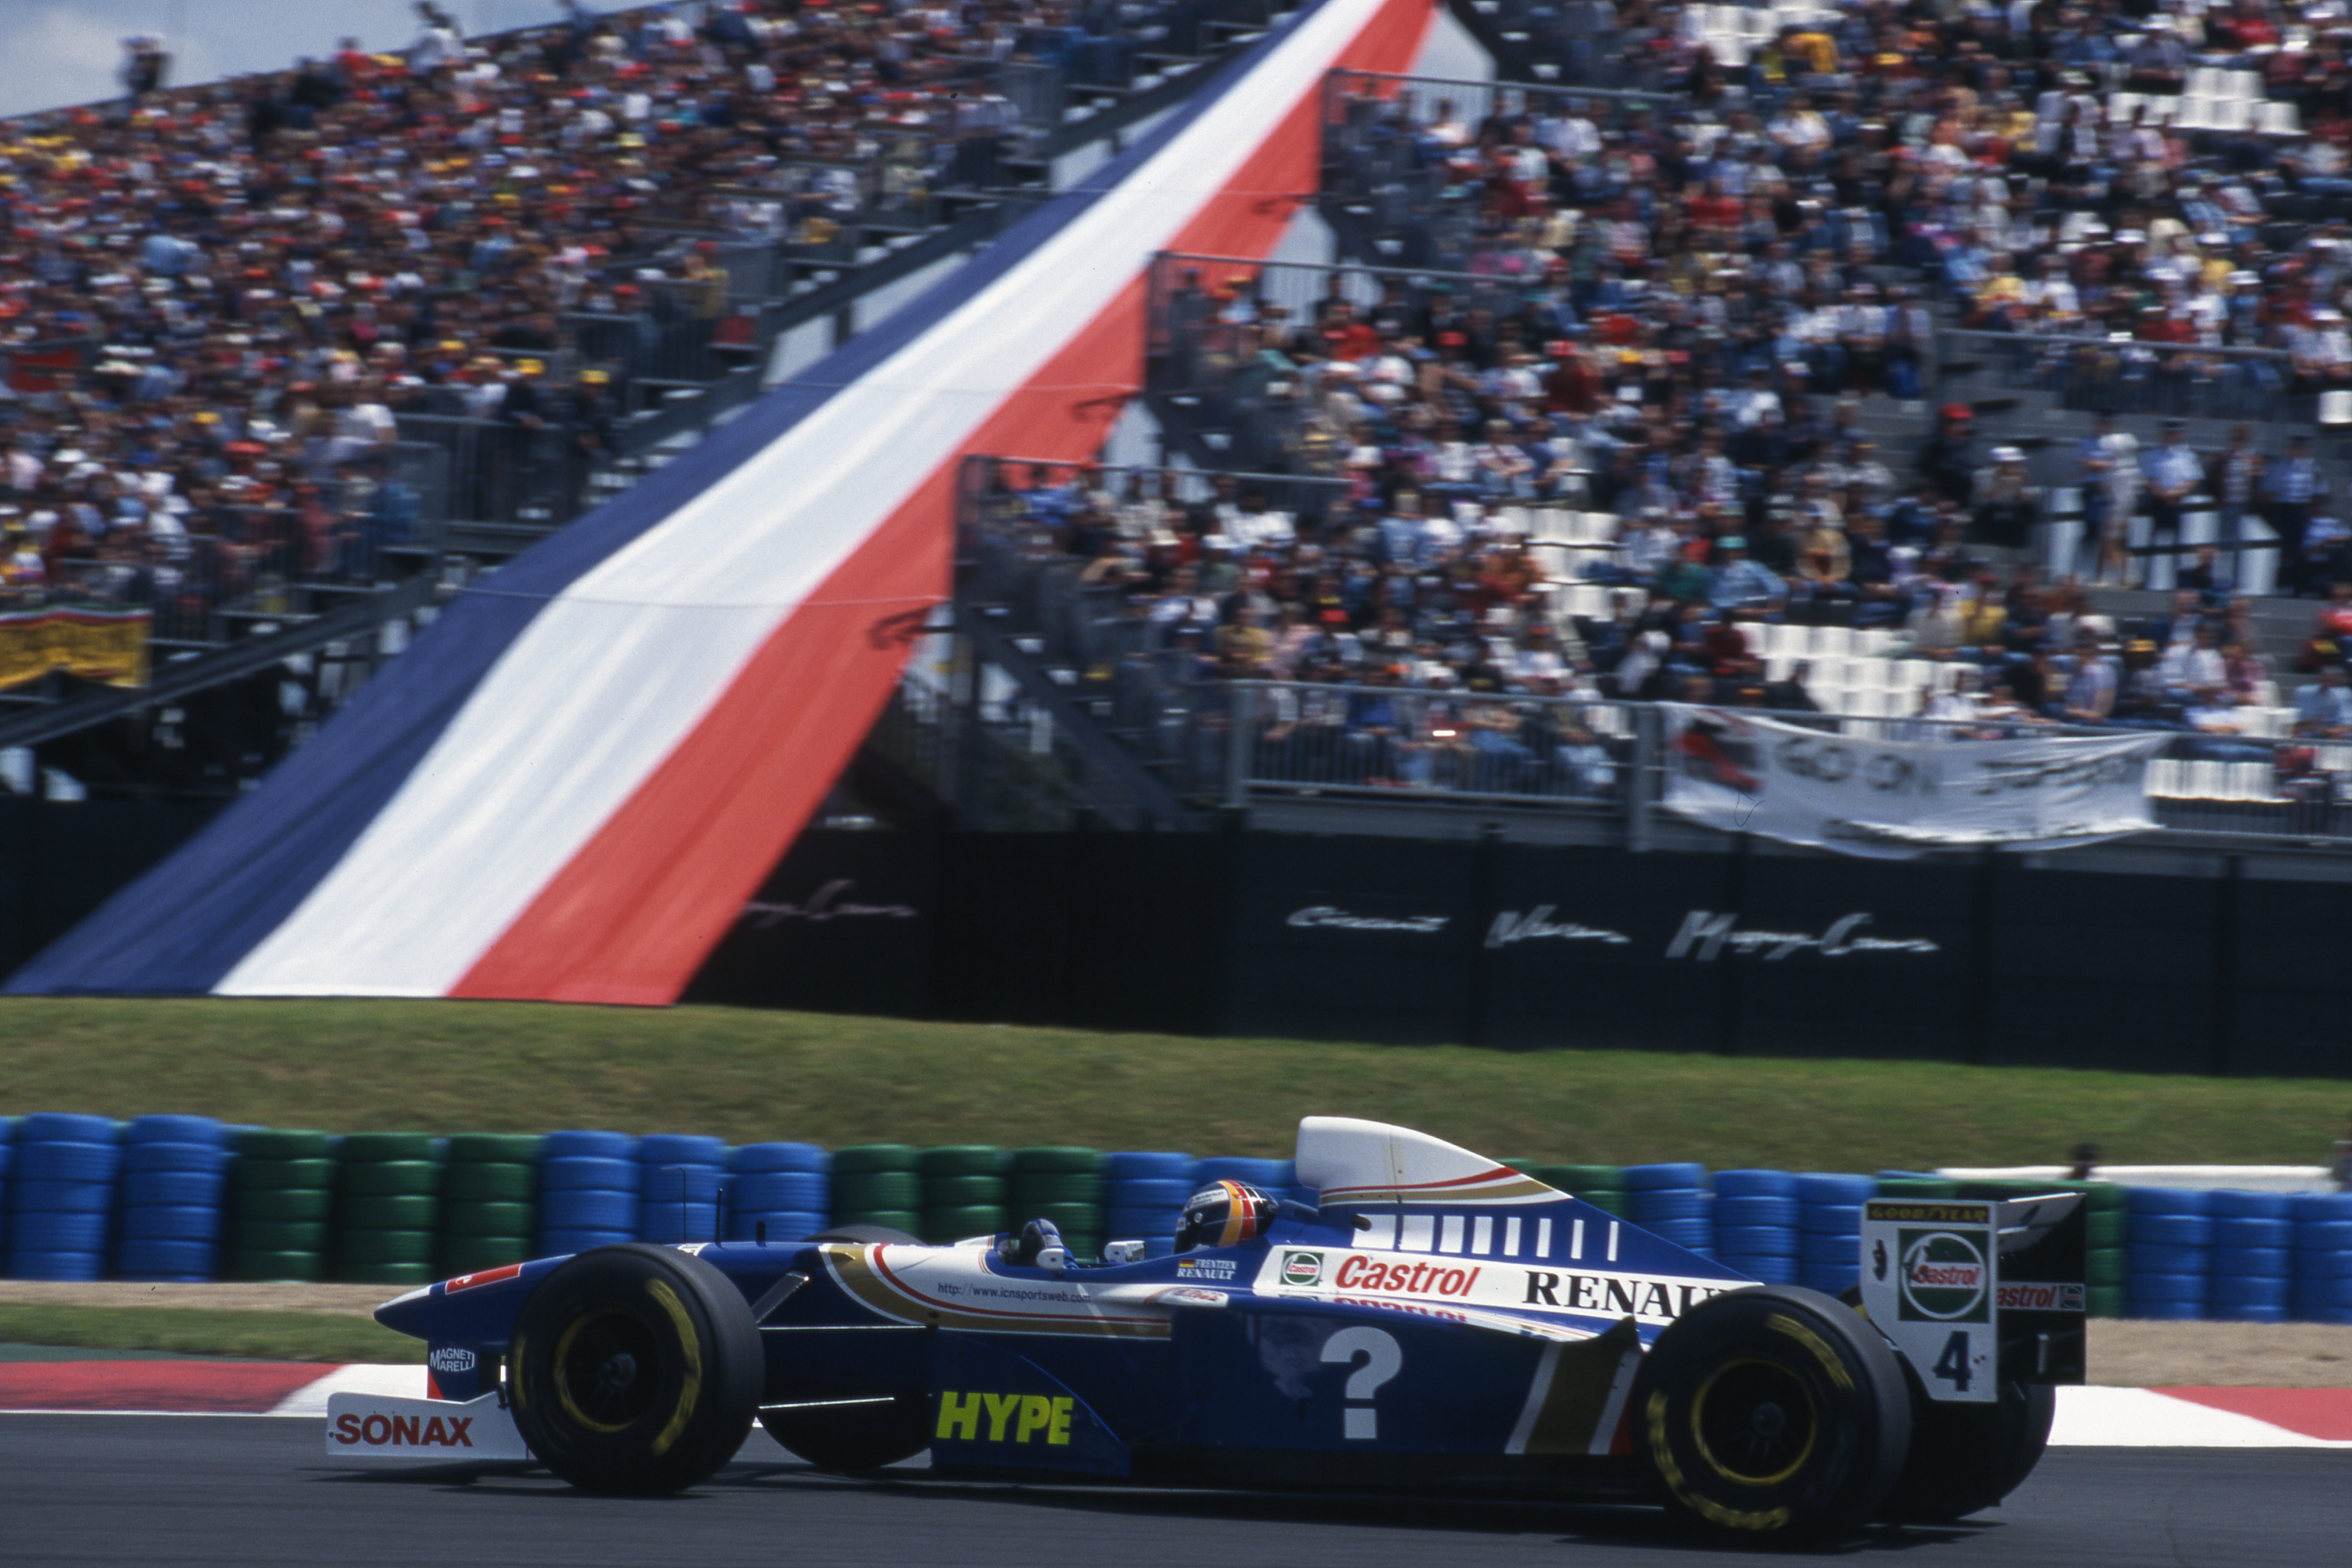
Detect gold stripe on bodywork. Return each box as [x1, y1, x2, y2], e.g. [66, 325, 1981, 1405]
[1522, 1316, 1642, 1455]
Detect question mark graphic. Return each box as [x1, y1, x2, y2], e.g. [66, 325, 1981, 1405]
[1319, 1326, 1403, 1440]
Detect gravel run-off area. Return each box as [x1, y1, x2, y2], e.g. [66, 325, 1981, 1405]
[1, 1283, 2348, 1386]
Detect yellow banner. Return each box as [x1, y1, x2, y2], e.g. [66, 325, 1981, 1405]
[0, 605, 150, 692]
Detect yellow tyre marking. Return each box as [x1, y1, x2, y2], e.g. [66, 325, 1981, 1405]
[1645, 1389, 1792, 1533]
[1766, 1313, 1853, 1392]
[645, 1278, 702, 1458]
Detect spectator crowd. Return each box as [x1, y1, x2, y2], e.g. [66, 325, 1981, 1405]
[0, 0, 1190, 639]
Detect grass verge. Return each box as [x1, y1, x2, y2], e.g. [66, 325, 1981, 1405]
[0, 1303, 415, 1364]
[0, 998, 2341, 1172]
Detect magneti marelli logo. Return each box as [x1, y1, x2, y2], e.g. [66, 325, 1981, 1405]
[1282, 1250, 1324, 1287]
[1898, 1230, 1989, 1322]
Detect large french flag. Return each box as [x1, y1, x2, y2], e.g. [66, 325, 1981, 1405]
[8, 0, 1435, 1006]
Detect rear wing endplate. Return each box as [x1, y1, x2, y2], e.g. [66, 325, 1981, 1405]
[1856, 1194, 2087, 1404]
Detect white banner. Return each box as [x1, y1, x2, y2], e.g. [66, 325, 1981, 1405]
[1660, 705, 2169, 859]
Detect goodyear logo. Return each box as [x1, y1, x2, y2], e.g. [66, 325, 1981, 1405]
[1898, 1230, 1990, 1322]
[1281, 1250, 1324, 1287]
[936, 1391, 1074, 1446]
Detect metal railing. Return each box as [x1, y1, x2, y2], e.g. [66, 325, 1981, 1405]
[28, 446, 446, 649]
[1207, 683, 2352, 843]
[1937, 328, 2300, 425]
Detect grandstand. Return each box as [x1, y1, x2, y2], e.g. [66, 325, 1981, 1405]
[7, 0, 2352, 1076]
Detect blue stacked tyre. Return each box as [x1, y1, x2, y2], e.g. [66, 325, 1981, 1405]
[727, 1143, 830, 1244]
[2207, 1190, 2292, 1323]
[114, 1114, 233, 1281]
[536, 1130, 639, 1256]
[1711, 1170, 1799, 1285]
[1796, 1174, 1876, 1295]
[2290, 1193, 2352, 1325]
[7, 1114, 121, 1281]
[1104, 1151, 1195, 1258]
[636, 1134, 726, 1244]
[2126, 1187, 2212, 1321]
[1624, 1163, 1711, 1259]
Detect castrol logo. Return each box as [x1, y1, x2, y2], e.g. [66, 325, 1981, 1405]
[1899, 1232, 1989, 1321]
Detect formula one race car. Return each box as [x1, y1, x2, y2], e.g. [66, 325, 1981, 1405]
[331, 1118, 2087, 1544]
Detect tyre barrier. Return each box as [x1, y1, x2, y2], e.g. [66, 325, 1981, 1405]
[7, 1113, 123, 1281]
[636, 1133, 726, 1245]
[1796, 1173, 1877, 1297]
[2208, 1190, 2293, 1323]
[829, 1144, 921, 1235]
[437, 1133, 541, 1278]
[1539, 1164, 1629, 1219]
[335, 1132, 441, 1287]
[2127, 1187, 2212, 1322]
[114, 1114, 233, 1282]
[919, 1145, 1007, 1244]
[226, 1128, 335, 1281]
[1010, 1147, 1103, 1262]
[726, 1142, 830, 1244]
[5, 1109, 2352, 1315]
[1103, 1151, 1196, 1257]
[2292, 1193, 2352, 1325]
[535, 1131, 639, 1258]
[1711, 1169, 1799, 1285]
[1624, 1163, 1712, 1260]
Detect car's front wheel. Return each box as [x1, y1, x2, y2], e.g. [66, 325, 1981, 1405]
[1631, 1284, 1911, 1545]
[508, 1244, 762, 1494]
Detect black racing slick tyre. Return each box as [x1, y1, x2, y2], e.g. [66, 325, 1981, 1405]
[1632, 1285, 1912, 1546]
[508, 1244, 762, 1494]
[1877, 1376, 2055, 1522]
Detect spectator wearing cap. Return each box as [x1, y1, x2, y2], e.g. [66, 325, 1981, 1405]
[1973, 446, 2039, 552]
[1917, 403, 1977, 508]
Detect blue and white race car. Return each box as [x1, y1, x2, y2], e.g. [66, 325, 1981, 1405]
[330, 1117, 2087, 1544]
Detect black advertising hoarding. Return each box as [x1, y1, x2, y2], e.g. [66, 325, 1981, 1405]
[1480, 845, 1734, 1054]
[1980, 863, 2220, 1075]
[684, 830, 937, 1016]
[1223, 834, 1479, 1044]
[674, 827, 2344, 1079]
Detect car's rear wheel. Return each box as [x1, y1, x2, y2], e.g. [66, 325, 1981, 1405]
[508, 1244, 762, 1494]
[1632, 1285, 1911, 1545]
[1877, 1375, 2055, 1522]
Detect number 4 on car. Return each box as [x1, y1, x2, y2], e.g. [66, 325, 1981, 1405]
[328, 1118, 2088, 1546]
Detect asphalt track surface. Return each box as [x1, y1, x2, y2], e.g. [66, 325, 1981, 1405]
[1, 1420, 2345, 1567]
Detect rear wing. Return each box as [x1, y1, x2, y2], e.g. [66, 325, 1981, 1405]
[1856, 1194, 2087, 1404]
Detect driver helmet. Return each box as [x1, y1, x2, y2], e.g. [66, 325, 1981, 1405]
[1174, 1180, 1278, 1252]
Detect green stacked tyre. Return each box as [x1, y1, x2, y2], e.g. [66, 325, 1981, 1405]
[830, 1145, 922, 1234]
[2082, 1183, 2127, 1317]
[1539, 1164, 1628, 1218]
[336, 1133, 441, 1286]
[226, 1129, 335, 1282]
[920, 1146, 1007, 1242]
[1009, 1148, 1101, 1261]
[437, 1134, 541, 1277]
[1877, 1176, 1963, 1199]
